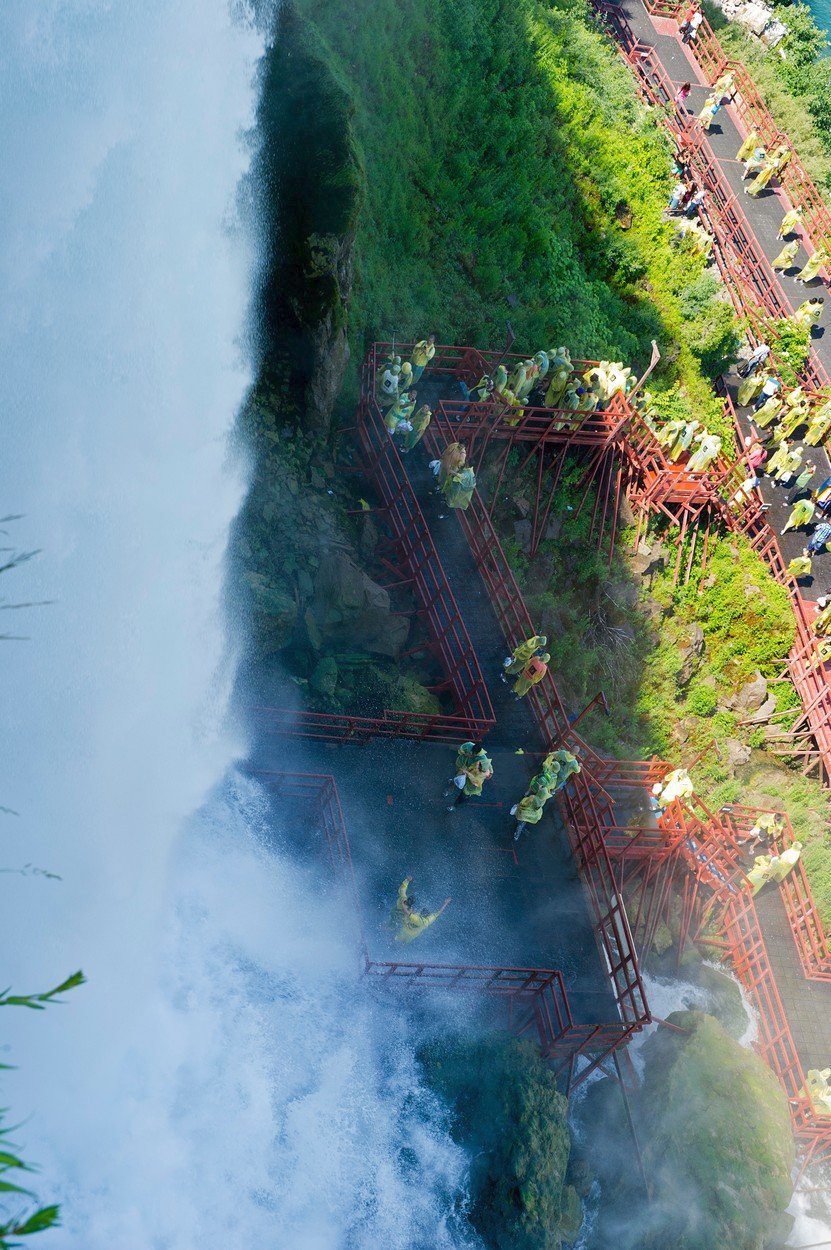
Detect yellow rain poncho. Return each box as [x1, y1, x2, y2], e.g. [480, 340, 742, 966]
[771, 240, 800, 271]
[504, 635, 548, 675]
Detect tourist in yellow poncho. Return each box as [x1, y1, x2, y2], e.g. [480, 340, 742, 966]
[668, 419, 700, 462]
[777, 206, 803, 239]
[771, 239, 800, 272]
[698, 94, 719, 131]
[446, 741, 494, 809]
[781, 498, 814, 535]
[753, 393, 782, 428]
[737, 373, 767, 407]
[787, 550, 812, 579]
[410, 335, 435, 382]
[746, 853, 775, 895]
[384, 389, 416, 433]
[774, 205, 799, 238]
[494, 364, 510, 395]
[813, 602, 831, 636]
[543, 748, 582, 790]
[400, 403, 431, 452]
[795, 245, 830, 284]
[501, 634, 548, 678]
[687, 432, 722, 474]
[742, 147, 767, 180]
[651, 767, 694, 810]
[513, 652, 550, 698]
[805, 400, 831, 446]
[737, 131, 760, 162]
[392, 877, 450, 942]
[544, 359, 572, 408]
[442, 465, 476, 511]
[746, 158, 777, 197]
[793, 298, 825, 330]
[510, 793, 546, 842]
[766, 439, 801, 482]
[767, 841, 803, 881]
[800, 1069, 831, 1117]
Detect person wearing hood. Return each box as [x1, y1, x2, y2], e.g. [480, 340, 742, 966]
[392, 876, 450, 942]
[795, 245, 831, 285]
[410, 335, 436, 382]
[782, 497, 815, 535]
[513, 652, 551, 699]
[502, 634, 548, 679]
[445, 741, 493, 810]
[777, 206, 803, 239]
[442, 465, 476, 512]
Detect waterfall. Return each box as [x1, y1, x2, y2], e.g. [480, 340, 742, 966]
[0, 3, 474, 1245]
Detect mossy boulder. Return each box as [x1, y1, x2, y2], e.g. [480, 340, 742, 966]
[419, 1034, 580, 1250]
[637, 1011, 794, 1249]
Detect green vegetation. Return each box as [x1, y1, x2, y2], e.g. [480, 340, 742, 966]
[583, 1011, 795, 1250]
[639, 1011, 795, 1249]
[419, 1035, 581, 1249]
[295, 0, 735, 419]
[707, 1, 831, 195]
[0, 972, 85, 1248]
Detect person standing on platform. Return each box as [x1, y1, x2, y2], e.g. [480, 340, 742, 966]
[745, 436, 767, 474]
[787, 550, 813, 579]
[737, 372, 767, 407]
[668, 180, 688, 213]
[510, 793, 548, 843]
[805, 401, 831, 446]
[788, 462, 816, 504]
[411, 335, 436, 383]
[808, 522, 831, 554]
[794, 297, 825, 329]
[400, 403, 432, 453]
[768, 441, 803, 485]
[782, 497, 815, 535]
[684, 188, 707, 218]
[737, 131, 761, 163]
[752, 375, 781, 412]
[771, 239, 800, 272]
[738, 342, 770, 377]
[445, 741, 493, 811]
[437, 440, 466, 491]
[674, 81, 692, 109]
[441, 465, 476, 514]
[682, 6, 703, 43]
[795, 244, 830, 285]
[512, 652, 551, 699]
[742, 146, 767, 181]
[392, 877, 451, 943]
[698, 95, 720, 132]
[746, 158, 777, 197]
[501, 634, 548, 681]
[777, 206, 803, 239]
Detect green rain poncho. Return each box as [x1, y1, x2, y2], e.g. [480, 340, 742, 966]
[771, 240, 799, 272]
[393, 880, 443, 943]
[533, 350, 550, 382]
[504, 634, 548, 674]
[527, 765, 559, 801]
[402, 404, 431, 450]
[795, 246, 830, 284]
[782, 499, 814, 533]
[513, 652, 550, 698]
[668, 420, 700, 461]
[454, 742, 493, 796]
[656, 418, 685, 452]
[439, 442, 466, 487]
[787, 553, 812, 578]
[508, 362, 528, 398]
[513, 793, 545, 825]
[443, 466, 476, 510]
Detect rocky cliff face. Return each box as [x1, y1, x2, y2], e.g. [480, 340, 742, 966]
[255, 1, 363, 434]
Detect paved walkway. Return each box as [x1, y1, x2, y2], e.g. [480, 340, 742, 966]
[616, 0, 831, 1076]
[619, 0, 831, 599]
[250, 430, 620, 1027]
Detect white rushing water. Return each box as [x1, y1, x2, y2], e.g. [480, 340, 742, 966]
[0, 3, 474, 1246]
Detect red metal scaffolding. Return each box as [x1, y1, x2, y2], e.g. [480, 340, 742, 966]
[257, 770, 649, 1090]
[595, 0, 831, 392]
